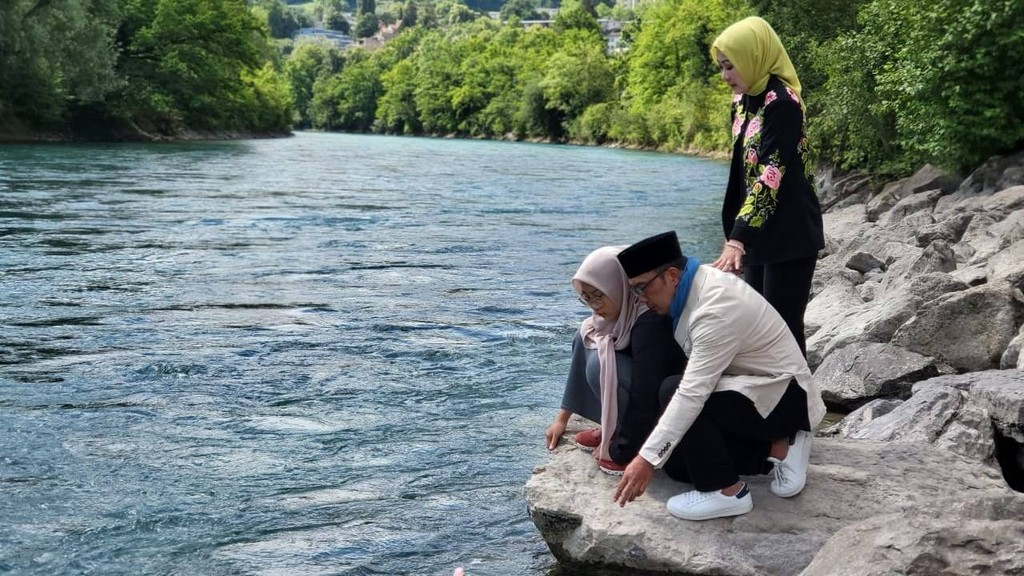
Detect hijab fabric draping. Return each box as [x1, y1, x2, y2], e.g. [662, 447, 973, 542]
[573, 246, 646, 461]
[711, 16, 803, 110]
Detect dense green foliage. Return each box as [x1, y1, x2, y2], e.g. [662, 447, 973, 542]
[0, 0, 292, 137]
[812, 0, 1024, 174]
[3, 0, 1020, 174]
[355, 0, 380, 37]
[283, 0, 1022, 174]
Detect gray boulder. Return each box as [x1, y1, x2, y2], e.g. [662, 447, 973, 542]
[806, 273, 967, 368]
[526, 436, 1009, 576]
[879, 188, 943, 229]
[955, 150, 1024, 197]
[813, 342, 944, 410]
[842, 370, 1024, 463]
[817, 170, 877, 212]
[824, 382, 996, 466]
[965, 371, 1024, 443]
[891, 281, 1022, 372]
[959, 206, 1024, 265]
[800, 494, 1024, 576]
[818, 398, 903, 438]
[866, 165, 960, 222]
[914, 211, 974, 247]
[845, 252, 885, 274]
[1003, 325, 1024, 369]
[987, 238, 1024, 285]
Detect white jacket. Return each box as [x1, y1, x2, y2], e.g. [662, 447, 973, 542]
[639, 265, 826, 468]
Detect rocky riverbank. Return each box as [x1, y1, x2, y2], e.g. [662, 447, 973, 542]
[525, 151, 1024, 575]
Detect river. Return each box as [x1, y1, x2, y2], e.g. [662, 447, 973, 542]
[0, 132, 727, 575]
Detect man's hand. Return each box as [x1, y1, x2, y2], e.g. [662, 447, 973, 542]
[612, 456, 654, 507]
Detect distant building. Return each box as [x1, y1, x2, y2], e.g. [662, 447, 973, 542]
[513, 16, 627, 54]
[357, 21, 403, 49]
[519, 19, 554, 28]
[598, 18, 625, 53]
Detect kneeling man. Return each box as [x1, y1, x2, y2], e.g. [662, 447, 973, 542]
[612, 231, 825, 520]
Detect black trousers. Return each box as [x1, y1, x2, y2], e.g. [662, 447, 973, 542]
[744, 255, 817, 357]
[659, 375, 811, 492]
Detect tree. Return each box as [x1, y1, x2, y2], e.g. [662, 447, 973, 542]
[553, 0, 600, 35]
[401, 0, 418, 28]
[257, 0, 302, 38]
[118, 0, 291, 132]
[310, 51, 382, 130]
[622, 0, 748, 152]
[285, 39, 345, 126]
[752, 0, 868, 103]
[499, 0, 541, 21]
[812, 0, 1024, 174]
[539, 30, 614, 121]
[355, 0, 379, 37]
[0, 0, 121, 129]
[313, 0, 347, 22]
[416, 0, 439, 28]
[325, 11, 351, 33]
[376, 58, 421, 132]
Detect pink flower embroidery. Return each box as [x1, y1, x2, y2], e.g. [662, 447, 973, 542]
[761, 165, 783, 190]
[732, 115, 744, 136]
[764, 90, 777, 106]
[746, 148, 758, 165]
[785, 87, 799, 104]
[745, 117, 761, 138]
[732, 93, 743, 104]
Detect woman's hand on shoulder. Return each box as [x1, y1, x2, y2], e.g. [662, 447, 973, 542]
[711, 240, 745, 275]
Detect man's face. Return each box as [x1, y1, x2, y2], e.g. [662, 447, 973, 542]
[628, 267, 678, 315]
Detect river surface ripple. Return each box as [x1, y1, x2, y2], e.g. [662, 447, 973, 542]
[0, 132, 727, 575]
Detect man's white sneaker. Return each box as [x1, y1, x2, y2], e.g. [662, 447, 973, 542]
[768, 430, 812, 498]
[666, 483, 753, 521]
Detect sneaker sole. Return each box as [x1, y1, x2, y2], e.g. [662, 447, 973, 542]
[599, 466, 624, 476]
[667, 498, 753, 521]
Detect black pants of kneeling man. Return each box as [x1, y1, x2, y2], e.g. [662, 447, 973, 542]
[659, 375, 810, 492]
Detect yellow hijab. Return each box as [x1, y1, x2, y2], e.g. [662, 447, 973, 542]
[711, 16, 802, 107]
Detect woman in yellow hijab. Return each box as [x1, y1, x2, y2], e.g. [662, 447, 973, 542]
[708, 16, 824, 357]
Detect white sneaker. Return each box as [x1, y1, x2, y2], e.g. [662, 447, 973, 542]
[666, 483, 753, 521]
[768, 430, 812, 498]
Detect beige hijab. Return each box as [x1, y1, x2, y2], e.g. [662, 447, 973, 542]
[573, 246, 646, 461]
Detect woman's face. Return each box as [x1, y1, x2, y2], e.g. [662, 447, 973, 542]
[573, 280, 620, 323]
[717, 53, 748, 95]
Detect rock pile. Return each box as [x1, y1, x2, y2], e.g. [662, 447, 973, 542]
[526, 152, 1024, 575]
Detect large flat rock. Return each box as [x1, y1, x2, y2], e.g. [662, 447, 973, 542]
[526, 437, 1010, 576]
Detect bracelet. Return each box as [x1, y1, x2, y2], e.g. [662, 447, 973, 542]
[725, 240, 746, 255]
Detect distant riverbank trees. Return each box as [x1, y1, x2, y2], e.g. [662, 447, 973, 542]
[0, 0, 292, 139]
[288, 0, 1023, 176]
[2, 0, 1020, 175]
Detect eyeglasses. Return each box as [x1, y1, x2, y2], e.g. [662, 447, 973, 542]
[630, 268, 667, 298]
[578, 290, 606, 308]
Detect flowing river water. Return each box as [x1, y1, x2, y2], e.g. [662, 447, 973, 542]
[0, 132, 727, 575]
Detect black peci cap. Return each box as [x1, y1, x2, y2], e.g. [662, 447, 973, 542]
[616, 231, 683, 278]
